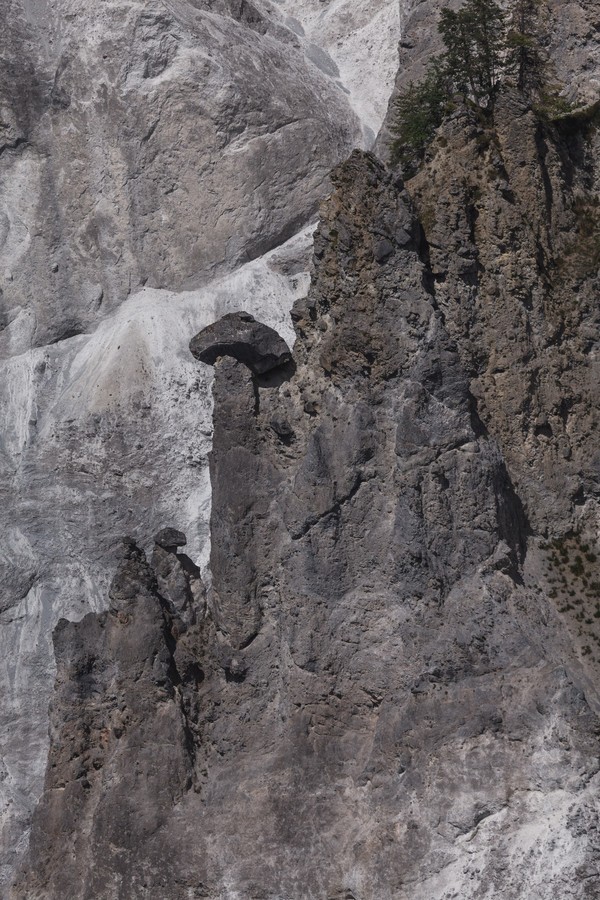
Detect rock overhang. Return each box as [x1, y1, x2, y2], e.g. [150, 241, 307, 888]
[189, 311, 292, 375]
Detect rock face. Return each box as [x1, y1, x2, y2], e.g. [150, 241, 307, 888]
[13, 538, 205, 899]
[408, 89, 600, 535]
[0, 0, 362, 352]
[4, 1, 600, 895]
[14, 151, 600, 899]
[0, 0, 402, 884]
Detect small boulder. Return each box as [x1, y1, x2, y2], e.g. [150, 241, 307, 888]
[189, 311, 292, 375]
[154, 528, 187, 552]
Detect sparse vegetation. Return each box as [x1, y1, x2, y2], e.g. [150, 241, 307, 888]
[390, 0, 578, 169]
[540, 533, 600, 666]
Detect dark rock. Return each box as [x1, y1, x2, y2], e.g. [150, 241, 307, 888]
[12, 543, 201, 899]
[154, 527, 187, 551]
[189, 311, 292, 375]
[373, 236, 394, 262]
[151, 541, 205, 628]
[269, 416, 295, 442]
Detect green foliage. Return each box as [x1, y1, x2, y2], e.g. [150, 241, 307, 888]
[389, 0, 575, 170]
[439, 0, 506, 103]
[507, 0, 582, 118]
[390, 0, 507, 168]
[506, 0, 546, 96]
[389, 59, 450, 166]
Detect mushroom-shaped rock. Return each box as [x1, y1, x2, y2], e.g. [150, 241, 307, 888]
[154, 528, 187, 552]
[189, 311, 292, 375]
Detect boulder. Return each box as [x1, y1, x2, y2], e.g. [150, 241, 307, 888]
[189, 312, 292, 375]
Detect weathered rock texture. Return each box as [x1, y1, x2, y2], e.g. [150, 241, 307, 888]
[5, 1, 600, 895]
[408, 90, 600, 534]
[0, 0, 402, 884]
[0, 0, 363, 352]
[15, 537, 206, 899]
[14, 150, 600, 899]
[189, 311, 293, 374]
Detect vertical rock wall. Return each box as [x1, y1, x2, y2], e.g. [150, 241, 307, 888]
[14, 152, 600, 899]
[0, 0, 402, 887]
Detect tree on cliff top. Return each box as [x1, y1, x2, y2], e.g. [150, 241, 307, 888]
[390, 0, 507, 167]
[390, 0, 572, 168]
[439, 0, 506, 103]
[389, 59, 450, 169]
[507, 0, 546, 95]
[507, 0, 575, 118]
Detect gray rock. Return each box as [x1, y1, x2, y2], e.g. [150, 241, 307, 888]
[11, 541, 201, 900]
[0, 0, 371, 881]
[15, 150, 600, 900]
[4, 1, 600, 895]
[190, 311, 292, 375]
[408, 89, 600, 534]
[0, 0, 362, 353]
[154, 527, 187, 551]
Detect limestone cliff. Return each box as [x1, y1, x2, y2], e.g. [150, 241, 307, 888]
[0, 0, 400, 885]
[14, 144, 600, 898]
[4, 1, 600, 896]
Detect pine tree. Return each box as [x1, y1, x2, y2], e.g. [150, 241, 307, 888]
[389, 0, 575, 170]
[467, 0, 507, 99]
[506, 0, 546, 97]
[439, 0, 506, 105]
[507, 0, 575, 116]
[438, 7, 478, 98]
[389, 59, 450, 167]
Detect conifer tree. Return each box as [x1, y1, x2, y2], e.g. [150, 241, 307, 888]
[389, 0, 574, 170]
[389, 58, 450, 166]
[506, 0, 574, 116]
[439, 0, 506, 105]
[470, 0, 507, 98]
[506, 0, 546, 97]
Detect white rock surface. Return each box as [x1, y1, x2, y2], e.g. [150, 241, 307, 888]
[0, 0, 406, 887]
[272, 0, 401, 144]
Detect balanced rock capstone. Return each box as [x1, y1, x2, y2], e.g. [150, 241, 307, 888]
[189, 311, 292, 375]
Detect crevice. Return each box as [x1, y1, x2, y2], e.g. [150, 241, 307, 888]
[0, 136, 28, 157]
[290, 471, 371, 540]
[535, 126, 555, 248]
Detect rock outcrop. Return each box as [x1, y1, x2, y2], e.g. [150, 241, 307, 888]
[12, 537, 205, 899]
[14, 150, 600, 899]
[0, 0, 362, 352]
[0, 0, 401, 883]
[408, 89, 600, 535]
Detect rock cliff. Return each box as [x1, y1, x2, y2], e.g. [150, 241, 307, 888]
[0, 0, 400, 885]
[408, 90, 600, 535]
[14, 146, 600, 898]
[4, 0, 600, 896]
